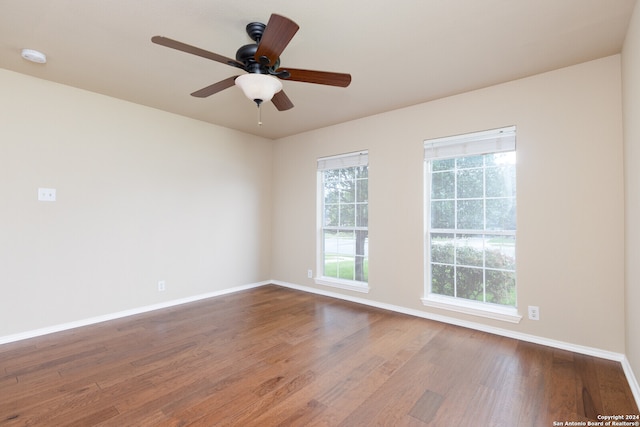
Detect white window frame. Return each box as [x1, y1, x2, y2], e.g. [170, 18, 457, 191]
[422, 126, 521, 323]
[316, 151, 370, 293]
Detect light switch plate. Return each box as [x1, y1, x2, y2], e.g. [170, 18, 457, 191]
[38, 188, 56, 202]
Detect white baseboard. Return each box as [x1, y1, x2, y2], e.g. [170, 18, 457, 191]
[0, 281, 269, 345]
[621, 356, 640, 410]
[272, 280, 640, 409]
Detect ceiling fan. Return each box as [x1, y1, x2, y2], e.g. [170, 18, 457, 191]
[151, 13, 351, 111]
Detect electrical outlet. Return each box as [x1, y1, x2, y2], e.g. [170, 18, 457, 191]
[307, 269, 313, 278]
[528, 306, 540, 320]
[158, 280, 166, 292]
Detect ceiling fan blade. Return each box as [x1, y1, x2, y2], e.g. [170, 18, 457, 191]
[190, 76, 239, 98]
[272, 90, 294, 111]
[254, 14, 299, 67]
[152, 36, 244, 69]
[278, 68, 352, 87]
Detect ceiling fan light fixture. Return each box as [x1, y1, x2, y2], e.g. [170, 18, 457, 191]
[235, 73, 282, 105]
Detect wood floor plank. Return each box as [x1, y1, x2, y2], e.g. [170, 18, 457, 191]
[408, 388, 445, 422]
[0, 285, 637, 426]
[596, 356, 640, 414]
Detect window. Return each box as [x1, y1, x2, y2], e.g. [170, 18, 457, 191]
[423, 127, 519, 322]
[317, 151, 369, 293]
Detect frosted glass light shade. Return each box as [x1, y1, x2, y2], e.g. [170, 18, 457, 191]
[235, 74, 283, 103]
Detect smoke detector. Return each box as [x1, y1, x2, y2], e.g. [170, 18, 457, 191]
[21, 49, 47, 64]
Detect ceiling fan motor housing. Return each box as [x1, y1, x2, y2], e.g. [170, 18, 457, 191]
[236, 44, 258, 65]
[236, 43, 280, 74]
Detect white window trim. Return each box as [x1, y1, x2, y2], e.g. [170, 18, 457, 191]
[423, 126, 520, 322]
[314, 277, 370, 293]
[316, 151, 370, 293]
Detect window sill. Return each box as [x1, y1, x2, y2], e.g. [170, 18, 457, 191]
[314, 277, 370, 294]
[421, 294, 522, 323]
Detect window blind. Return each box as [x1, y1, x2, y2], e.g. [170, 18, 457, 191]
[424, 126, 516, 160]
[317, 151, 368, 170]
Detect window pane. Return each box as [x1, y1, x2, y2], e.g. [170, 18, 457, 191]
[486, 165, 516, 197]
[457, 168, 483, 199]
[457, 155, 483, 168]
[431, 233, 454, 264]
[340, 186, 355, 203]
[339, 204, 355, 227]
[338, 256, 355, 280]
[486, 198, 516, 230]
[341, 167, 356, 181]
[354, 230, 368, 256]
[356, 179, 368, 202]
[323, 170, 340, 184]
[356, 204, 368, 227]
[431, 264, 454, 296]
[356, 165, 368, 178]
[323, 229, 339, 279]
[486, 270, 516, 306]
[355, 255, 368, 282]
[336, 230, 355, 256]
[432, 158, 454, 172]
[432, 171, 455, 199]
[324, 184, 339, 203]
[324, 204, 338, 227]
[456, 235, 484, 267]
[456, 266, 484, 302]
[485, 152, 516, 167]
[324, 229, 339, 253]
[431, 200, 455, 228]
[324, 254, 339, 278]
[457, 200, 483, 229]
[485, 235, 516, 270]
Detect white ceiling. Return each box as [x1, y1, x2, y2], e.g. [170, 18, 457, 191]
[0, 0, 636, 139]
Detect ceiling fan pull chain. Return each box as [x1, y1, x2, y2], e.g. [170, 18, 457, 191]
[258, 103, 263, 126]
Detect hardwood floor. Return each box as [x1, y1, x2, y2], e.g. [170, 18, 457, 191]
[1, 285, 637, 426]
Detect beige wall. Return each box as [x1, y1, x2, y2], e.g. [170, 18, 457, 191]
[623, 1, 640, 387]
[272, 55, 625, 353]
[0, 70, 273, 336]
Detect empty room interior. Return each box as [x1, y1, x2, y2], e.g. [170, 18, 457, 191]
[1, 0, 640, 425]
